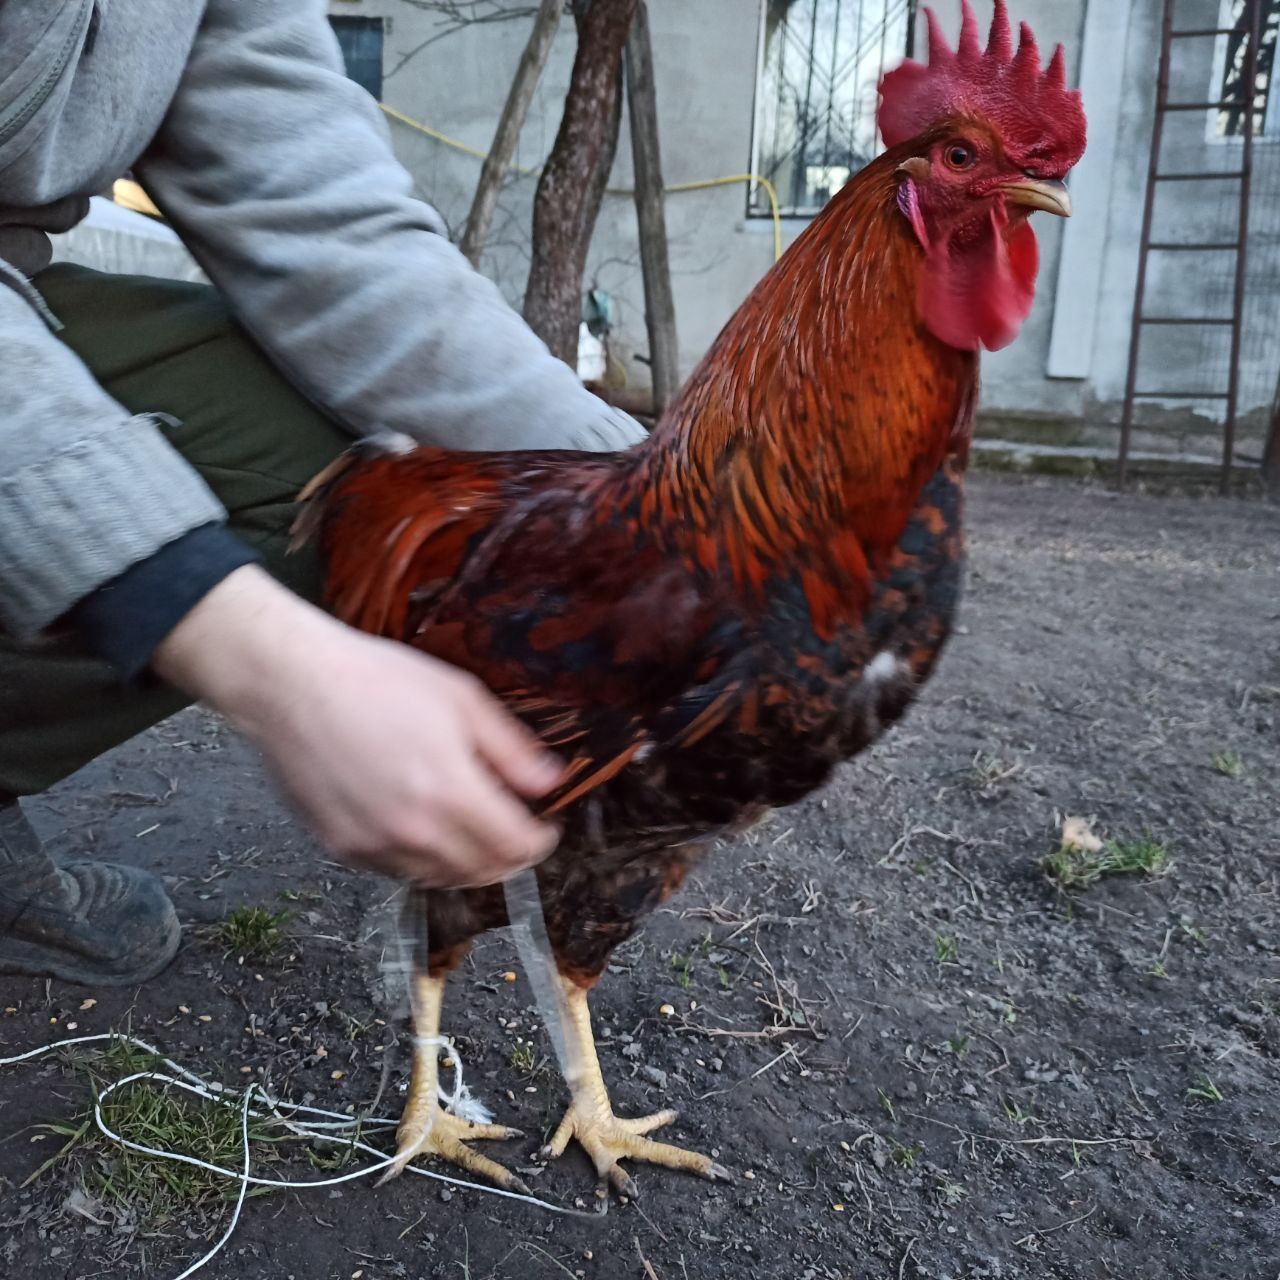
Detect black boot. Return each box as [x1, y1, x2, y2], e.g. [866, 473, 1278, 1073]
[0, 798, 180, 986]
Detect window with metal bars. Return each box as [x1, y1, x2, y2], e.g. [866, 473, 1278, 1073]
[1214, 0, 1279, 137]
[749, 0, 917, 217]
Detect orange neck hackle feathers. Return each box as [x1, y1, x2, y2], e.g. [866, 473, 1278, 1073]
[608, 0, 1085, 629]
[618, 142, 975, 625]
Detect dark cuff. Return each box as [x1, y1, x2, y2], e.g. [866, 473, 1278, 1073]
[69, 524, 260, 680]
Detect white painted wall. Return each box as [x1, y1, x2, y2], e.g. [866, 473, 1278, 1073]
[338, 0, 1279, 448]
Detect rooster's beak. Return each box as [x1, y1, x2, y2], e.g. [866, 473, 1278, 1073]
[1000, 177, 1072, 218]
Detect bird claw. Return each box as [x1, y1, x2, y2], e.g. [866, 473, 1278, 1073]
[383, 1104, 526, 1192]
[607, 1164, 642, 1200]
[541, 1099, 721, 1199]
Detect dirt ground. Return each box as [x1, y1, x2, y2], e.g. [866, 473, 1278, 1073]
[2, 472, 1278, 1280]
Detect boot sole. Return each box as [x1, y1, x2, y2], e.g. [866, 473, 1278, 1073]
[0, 913, 182, 987]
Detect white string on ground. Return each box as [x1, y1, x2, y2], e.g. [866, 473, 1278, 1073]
[0, 1030, 596, 1280]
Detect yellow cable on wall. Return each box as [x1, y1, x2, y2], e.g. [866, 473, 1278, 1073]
[378, 102, 785, 262]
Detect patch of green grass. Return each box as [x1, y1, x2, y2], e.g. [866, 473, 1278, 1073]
[876, 1087, 895, 1120]
[934, 934, 959, 965]
[670, 950, 694, 989]
[218, 905, 289, 955]
[1210, 749, 1244, 777]
[888, 1139, 923, 1169]
[1002, 1097, 1036, 1126]
[1042, 835, 1171, 891]
[936, 1179, 968, 1206]
[43, 1037, 284, 1227]
[509, 1042, 537, 1074]
[947, 1032, 971, 1057]
[1186, 1073, 1223, 1104]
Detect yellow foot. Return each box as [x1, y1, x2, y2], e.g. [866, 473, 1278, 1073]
[540, 1101, 731, 1200]
[379, 1104, 527, 1193]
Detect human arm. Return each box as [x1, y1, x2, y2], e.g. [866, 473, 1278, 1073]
[151, 564, 562, 886]
[0, 280, 225, 639]
[135, 0, 644, 455]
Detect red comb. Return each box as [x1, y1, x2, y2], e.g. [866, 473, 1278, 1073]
[879, 1, 1085, 172]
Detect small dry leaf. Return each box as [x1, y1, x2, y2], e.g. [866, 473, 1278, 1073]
[1060, 815, 1104, 854]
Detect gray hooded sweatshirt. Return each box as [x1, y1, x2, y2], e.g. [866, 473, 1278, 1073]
[0, 0, 643, 641]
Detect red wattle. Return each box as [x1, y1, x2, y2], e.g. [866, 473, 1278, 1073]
[917, 207, 1039, 352]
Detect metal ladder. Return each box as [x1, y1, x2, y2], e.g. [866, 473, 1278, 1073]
[1118, 0, 1264, 493]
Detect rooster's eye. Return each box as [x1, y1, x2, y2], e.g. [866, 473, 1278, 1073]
[944, 143, 975, 171]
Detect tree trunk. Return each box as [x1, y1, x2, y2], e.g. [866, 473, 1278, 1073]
[460, 0, 564, 267]
[624, 1, 679, 413]
[523, 0, 640, 366]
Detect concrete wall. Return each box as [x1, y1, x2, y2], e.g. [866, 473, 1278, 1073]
[336, 0, 1279, 456]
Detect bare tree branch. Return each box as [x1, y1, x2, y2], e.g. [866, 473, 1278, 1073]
[387, 0, 541, 79]
[624, 1, 678, 412]
[461, 0, 564, 265]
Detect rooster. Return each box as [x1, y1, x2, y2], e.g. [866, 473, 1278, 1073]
[295, 1, 1086, 1200]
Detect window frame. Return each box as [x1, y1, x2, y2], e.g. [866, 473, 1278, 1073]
[747, 0, 918, 219]
[329, 13, 387, 103]
[1205, 0, 1279, 145]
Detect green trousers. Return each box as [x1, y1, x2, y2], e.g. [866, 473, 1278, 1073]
[0, 265, 352, 798]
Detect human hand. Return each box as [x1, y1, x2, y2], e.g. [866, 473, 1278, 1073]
[152, 566, 562, 886]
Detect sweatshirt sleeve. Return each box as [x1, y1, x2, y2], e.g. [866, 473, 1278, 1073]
[134, 0, 646, 455]
[0, 280, 228, 640]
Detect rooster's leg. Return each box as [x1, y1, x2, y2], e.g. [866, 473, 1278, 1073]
[541, 976, 731, 1198]
[381, 970, 528, 1192]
